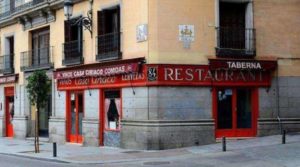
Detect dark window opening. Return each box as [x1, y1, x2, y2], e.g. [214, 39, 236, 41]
[220, 2, 246, 50]
[1, 36, 14, 74]
[104, 90, 121, 130]
[97, 6, 121, 61]
[216, 2, 255, 58]
[31, 27, 50, 67]
[63, 17, 83, 65]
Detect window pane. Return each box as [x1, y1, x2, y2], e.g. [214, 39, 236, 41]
[217, 89, 233, 129]
[237, 89, 252, 129]
[71, 93, 76, 134]
[78, 93, 83, 135]
[105, 90, 121, 130]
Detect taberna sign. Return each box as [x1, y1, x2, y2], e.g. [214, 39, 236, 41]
[226, 61, 262, 69]
[208, 58, 277, 71]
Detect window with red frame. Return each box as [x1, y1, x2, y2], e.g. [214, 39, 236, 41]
[104, 90, 121, 130]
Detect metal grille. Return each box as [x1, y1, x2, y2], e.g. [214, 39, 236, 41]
[0, 54, 14, 74]
[216, 27, 256, 58]
[96, 32, 121, 61]
[62, 40, 84, 65]
[21, 46, 53, 70]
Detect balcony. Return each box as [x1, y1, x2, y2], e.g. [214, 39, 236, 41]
[0, 0, 48, 20]
[21, 46, 53, 71]
[96, 32, 122, 61]
[63, 40, 84, 66]
[216, 27, 256, 58]
[0, 54, 14, 74]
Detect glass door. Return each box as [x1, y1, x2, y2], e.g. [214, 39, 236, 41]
[67, 91, 84, 143]
[5, 87, 14, 137]
[214, 88, 257, 138]
[5, 96, 14, 137]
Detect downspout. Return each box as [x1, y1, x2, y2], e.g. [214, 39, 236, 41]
[275, 64, 282, 133]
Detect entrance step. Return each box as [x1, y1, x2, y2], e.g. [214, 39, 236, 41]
[26, 137, 49, 143]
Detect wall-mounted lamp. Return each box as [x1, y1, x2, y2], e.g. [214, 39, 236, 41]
[64, 0, 93, 37]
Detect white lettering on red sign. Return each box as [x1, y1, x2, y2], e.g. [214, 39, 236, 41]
[55, 64, 137, 79]
[227, 61, 262, 69]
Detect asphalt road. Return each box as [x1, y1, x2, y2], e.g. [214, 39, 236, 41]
[0, 140, 300, 167]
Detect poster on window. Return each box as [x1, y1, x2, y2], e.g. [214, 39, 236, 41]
[105, 98, 121, 130]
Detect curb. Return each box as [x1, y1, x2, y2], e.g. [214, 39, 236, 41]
[0, 152, 70, 164]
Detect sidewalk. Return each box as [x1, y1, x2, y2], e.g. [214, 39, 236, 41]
[0, 133, 299, 165]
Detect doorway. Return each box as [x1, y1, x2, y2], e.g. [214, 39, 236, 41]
[5, 87, 14, 137]
[66, 91, 84, 143]
[213, 88, 258, 138]
[100, 90, 121, 146]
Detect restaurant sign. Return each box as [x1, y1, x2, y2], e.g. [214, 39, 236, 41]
[0, 74, 18, 84]
[209, 59, 277, 70]
[56, 64, 274, 90]
[54, 63, 138, 80]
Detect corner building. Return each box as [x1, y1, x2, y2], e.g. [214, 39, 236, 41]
[0, 0, 299, 150]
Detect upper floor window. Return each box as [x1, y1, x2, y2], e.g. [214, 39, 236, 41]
[21, 27, 52, 71]
[216, 1, 255, 58]
[63, 17, 84, 66]
[96, 6, 121, 61]
[0, 36, 14, 74]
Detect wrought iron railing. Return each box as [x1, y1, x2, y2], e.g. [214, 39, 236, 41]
[0, 0, 47, 20]
[21, 46, 53, 70]
[216, 27, 256, 58]
[0, 54, 14, 74]
[96, 32, 121, 61]
[62, 40, 84, 65]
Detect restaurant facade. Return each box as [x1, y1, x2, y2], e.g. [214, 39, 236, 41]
[0, 0, 299, 150]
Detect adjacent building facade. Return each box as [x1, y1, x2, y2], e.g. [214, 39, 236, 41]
[0, 0, 299, 150]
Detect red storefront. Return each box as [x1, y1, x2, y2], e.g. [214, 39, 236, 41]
[0, 74, 18, 137]
[54, 58, 277, 145]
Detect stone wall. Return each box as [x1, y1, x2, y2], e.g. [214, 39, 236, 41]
[49, 90, 66, 144]
[49, 117, 66, 144]
[258, 77, 300, 136]
[121, 87, 215, 150]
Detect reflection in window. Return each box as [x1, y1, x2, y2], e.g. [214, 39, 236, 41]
[104, 90, 121, 130]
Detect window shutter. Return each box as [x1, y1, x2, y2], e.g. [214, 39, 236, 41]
[117, 6, 120, 33]
[97, 11, 105, 36]
[64, 21, 71, 42]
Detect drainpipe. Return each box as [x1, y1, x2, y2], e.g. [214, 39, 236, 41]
[276, 61, 282, 133]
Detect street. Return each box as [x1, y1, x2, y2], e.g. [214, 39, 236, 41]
[0, 138, 299, 167]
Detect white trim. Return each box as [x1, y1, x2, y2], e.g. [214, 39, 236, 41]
[215, 0, 220, 48]
[220, 0, 252, 3]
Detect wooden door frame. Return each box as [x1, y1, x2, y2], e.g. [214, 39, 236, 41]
[99, 89, 122, 146]
[5, 87, 14, 137]
[66, 90, 84, 143]
[213, 87, 258, 138]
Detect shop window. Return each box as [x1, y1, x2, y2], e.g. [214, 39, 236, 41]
[104, 90, 121, 130]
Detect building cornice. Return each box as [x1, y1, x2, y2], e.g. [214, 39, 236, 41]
[0, 0, 83, 29]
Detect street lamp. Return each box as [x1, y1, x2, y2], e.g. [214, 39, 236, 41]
[64, 0, 93, 37]
[64, 0, 73, 20]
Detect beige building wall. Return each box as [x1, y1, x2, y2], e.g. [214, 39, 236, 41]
[0, 23, 25, 83]
[254, 0, 300, 76]
[53, 0, 149, 67]
[1, 0, 300, 78]
[148, 0, 216, 65]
